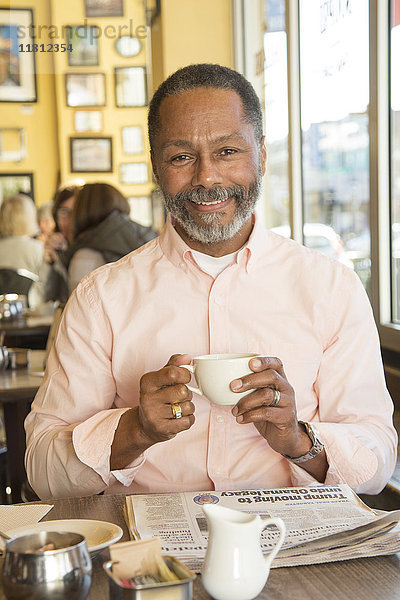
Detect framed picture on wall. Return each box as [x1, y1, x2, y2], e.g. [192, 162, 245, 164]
[74, 110, 103, 132]
[66, 73, 106, 107]
[119, 162, 148, 184]
[121, 126, 143, 154]
[0, 172, 34, 204]
[128, 196, 152, 227]
[151, 189, 166, 232]
[70, 137, 112, 172]
[114, 67, 147, 107]
[84, 0, 123, 17]
[0, 8, 37, 102]
[0, 128, 26, 162]
[66, 26, 100, 66]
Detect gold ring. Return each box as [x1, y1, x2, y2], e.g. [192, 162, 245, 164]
[171, 403, 182, 419]
[270, 389, 281, 407]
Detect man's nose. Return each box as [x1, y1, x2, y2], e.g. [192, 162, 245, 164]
[191, 155, 222, 187]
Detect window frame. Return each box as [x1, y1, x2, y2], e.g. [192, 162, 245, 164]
[369, 0, 400, 351]
[233, 0, 400, 351]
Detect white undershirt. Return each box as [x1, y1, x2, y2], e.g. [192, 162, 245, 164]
[190, 248, 239, 278]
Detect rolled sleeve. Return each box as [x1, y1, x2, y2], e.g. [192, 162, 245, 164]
[288, 269, 397, 493]
[25, 276, 141, 499]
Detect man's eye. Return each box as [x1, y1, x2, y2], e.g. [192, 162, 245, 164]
[171, 154, 191, 162]
[220, 148, 237, 156]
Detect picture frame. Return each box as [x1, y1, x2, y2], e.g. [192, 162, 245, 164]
[151, 189, 166, 232]
[84, 0, 123, 17]
[0, 8, 37, 102]
[114, 35, 142, 57]
[128, 196, 152, 227]
[119, 162, 148, 185]
[66, 26, 99, 66]
[70, 137, 112, 172]
[0, 172, 34, 204]
[74, 110, 103, 132]
[0, 128, 26, 162]
[114, 67, 147, 107]
[66, 73, 106, 107]
[121, 126, 144, 154]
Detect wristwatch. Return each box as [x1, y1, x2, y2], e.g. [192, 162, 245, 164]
[282, 421, 325, 464]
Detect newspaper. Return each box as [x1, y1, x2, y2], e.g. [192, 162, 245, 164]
[124, 484, 400, 571]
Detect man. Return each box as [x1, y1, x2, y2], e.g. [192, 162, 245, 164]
[25, 64, 397, 499]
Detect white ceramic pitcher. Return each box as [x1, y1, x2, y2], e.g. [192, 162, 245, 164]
[201, 504, 286, 600]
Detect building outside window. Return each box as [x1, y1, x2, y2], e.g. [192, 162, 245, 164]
[299, 0, 371, 291]
[263, 0, 371, 293]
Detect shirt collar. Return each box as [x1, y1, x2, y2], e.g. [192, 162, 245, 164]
[159, 212, 270, 273]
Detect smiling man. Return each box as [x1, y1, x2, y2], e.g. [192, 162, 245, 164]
[25, 64, 397, 500]
[151, 85, 263, 252]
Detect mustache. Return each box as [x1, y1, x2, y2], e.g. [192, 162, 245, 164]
[174, 185, 248, 204]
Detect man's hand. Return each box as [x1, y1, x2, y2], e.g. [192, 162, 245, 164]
[44, 232, 68, 263]
[138, 354, 195, 443]
[110, 354, 195, 470]
[230, 356, 328, 480]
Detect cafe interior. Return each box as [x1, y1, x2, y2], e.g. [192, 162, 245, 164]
[0, 1, 399, 598]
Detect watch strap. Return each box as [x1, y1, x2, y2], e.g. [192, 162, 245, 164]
[282, 421, 325, 464]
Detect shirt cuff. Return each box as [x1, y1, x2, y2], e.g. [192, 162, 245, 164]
[72, 407, 134, 485]
[287, 424, 378, 488]
[111, 453, 147, 487]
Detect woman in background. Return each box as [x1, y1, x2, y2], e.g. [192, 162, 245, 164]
[66, 182, 157, 291]
[44, 184, 78, 303]
[0, 194, 49, 306]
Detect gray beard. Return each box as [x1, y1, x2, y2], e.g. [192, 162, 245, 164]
[161, 176, 262, 244]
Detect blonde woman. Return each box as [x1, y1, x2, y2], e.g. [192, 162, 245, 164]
[0, 194, 49, 306]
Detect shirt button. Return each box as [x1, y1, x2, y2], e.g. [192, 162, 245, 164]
[216, 416, 224, 423]
[214, 297, 222, 305]
[179, 262, 185, 268]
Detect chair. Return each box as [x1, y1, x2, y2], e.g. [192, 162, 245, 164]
[0, 440, 8, 504]
[0, 268, 38, 297]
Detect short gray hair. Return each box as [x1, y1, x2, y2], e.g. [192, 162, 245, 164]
[148, 63, 263, 151]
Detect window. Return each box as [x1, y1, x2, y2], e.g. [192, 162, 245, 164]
[254, 0, 400, 349]
[263, 0, 290, 229]
[299, 0, 371, 292]
[390, 1, 400, 322]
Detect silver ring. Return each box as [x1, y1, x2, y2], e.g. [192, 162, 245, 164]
[269, 389, 281, 408]
[171, 403, 182, 419]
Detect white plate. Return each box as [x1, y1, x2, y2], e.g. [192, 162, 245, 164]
[7, 519, 123, 556]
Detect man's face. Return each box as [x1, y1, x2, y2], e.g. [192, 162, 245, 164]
[151, 87, 266, 249]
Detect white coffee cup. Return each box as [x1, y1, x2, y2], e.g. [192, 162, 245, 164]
[181, 353, 259, 406]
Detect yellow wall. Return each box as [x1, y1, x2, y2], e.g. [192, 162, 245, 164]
[0, 0, 233, 208]
[0, 0, 59, 205]
[51, 0, 152, 199]
[157, 0, 233, 78]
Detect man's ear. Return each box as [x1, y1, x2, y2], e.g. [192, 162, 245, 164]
[150, 151, 159, 184]
[259, 136, 267, 176]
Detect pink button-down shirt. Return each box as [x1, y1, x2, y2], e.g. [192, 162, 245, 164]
[25, 217, 397, 499]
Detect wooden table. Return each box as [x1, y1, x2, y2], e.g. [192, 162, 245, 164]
[1, 493, 399, 600]
[0, 315, 52, 350]
[0, 351, 44, 503]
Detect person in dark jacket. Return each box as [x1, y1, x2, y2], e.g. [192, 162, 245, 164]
[65, 182, 157, 291]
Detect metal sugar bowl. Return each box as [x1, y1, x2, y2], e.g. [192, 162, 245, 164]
[2, 531, 92, 599]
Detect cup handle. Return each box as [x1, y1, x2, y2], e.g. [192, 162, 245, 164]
[262, 517, 286, 565]
[180, 364, 202, 395]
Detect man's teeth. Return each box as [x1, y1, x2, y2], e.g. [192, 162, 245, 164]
[190, 199, 227, 205]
